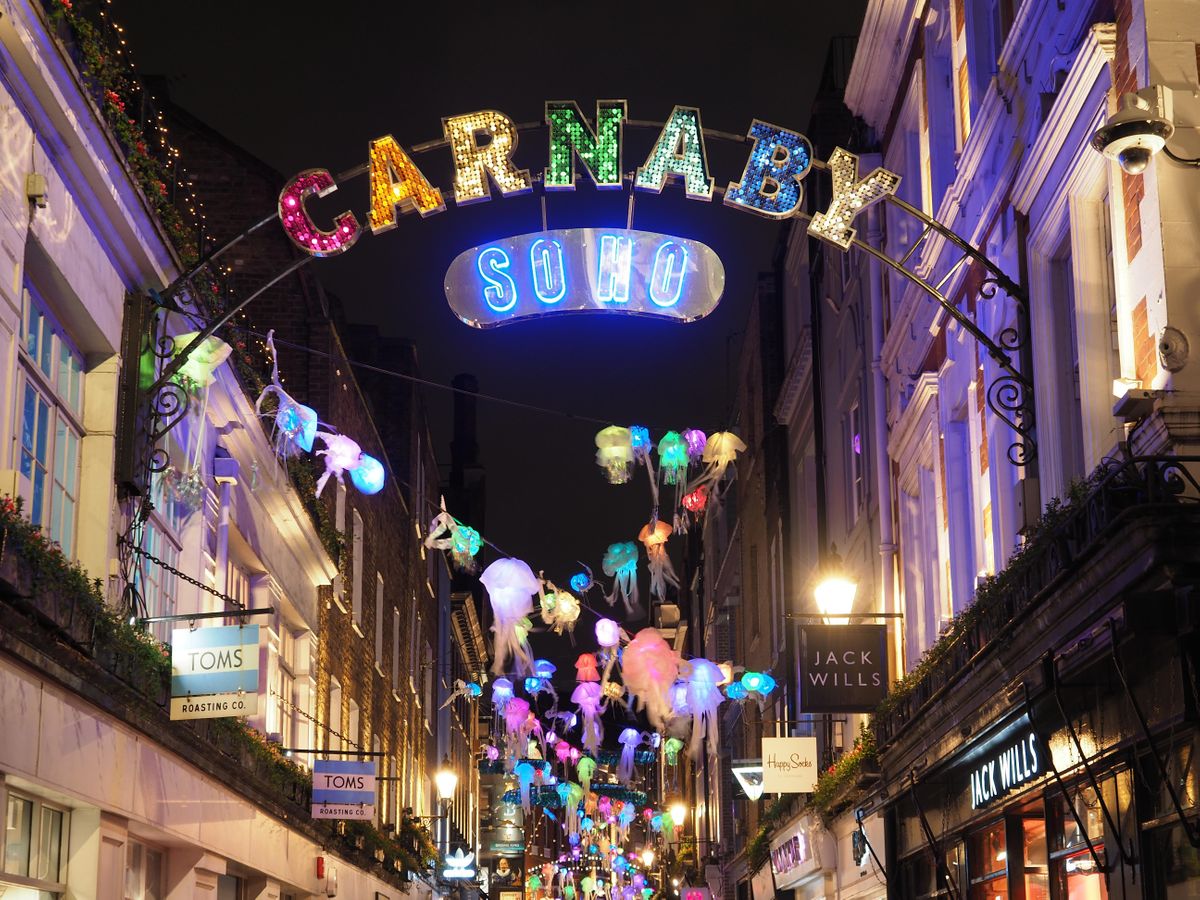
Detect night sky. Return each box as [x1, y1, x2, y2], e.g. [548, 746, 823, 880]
[118, 2, 866, 623]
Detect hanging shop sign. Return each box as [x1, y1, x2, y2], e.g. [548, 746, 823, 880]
[278, 102, 901, 322]
[799, 624, 888, 713]
[761, 737, 819, 793]
[443, 228, 724, 328]
[731, 759, 766, 801]
[967, 729, 1042, 809]
[442, 849, 477, 880]
[312, 759, 377, 819]
[169, 624, 260, 720]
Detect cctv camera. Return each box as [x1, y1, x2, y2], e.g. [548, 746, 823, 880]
[1091, 89, 1174, 174]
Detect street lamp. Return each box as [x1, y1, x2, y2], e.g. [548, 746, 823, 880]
[668, 800, 686, 828]
[641, 847, 656, 868]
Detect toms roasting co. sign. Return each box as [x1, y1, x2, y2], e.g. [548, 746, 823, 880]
[799, 624, 888, 713]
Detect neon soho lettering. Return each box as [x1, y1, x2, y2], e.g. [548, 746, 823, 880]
[596, 234, 633, 303]
[771, 832, 811, 876]
[482, 235, 687, 310]
[530, 238, 566, 304]
[970, 732, 1041, 809]
[443, 228, 723, 328]
[478, 247, 518, 312]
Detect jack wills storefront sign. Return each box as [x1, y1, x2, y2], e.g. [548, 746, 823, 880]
[969, 730, 1042, 809]
[800, 624, 888, 712]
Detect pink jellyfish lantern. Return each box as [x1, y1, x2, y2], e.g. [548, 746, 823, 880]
[481, 558, 540, 676]
[637, 520, 679, 600]
[617, 728, 641, 782]
[620, 628, 681, 730]
[595, 426, 635, 485]
[576, 653, 600, 683]
[504, 697, 532, 759]
[555, 740, 573, 765]
[571, 682, 605, 753]
[313, 432, 364, 497]
[685, 659, 725, 758]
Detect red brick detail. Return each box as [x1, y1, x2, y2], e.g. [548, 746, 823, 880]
[1131, 296, 1156, 384]
[1114, 0, 1143, 263]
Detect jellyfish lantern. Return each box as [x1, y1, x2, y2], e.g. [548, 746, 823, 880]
[571, 682, 605, 754]
[540, 585, 581, 636]
[529, 658, 559, 706]
[575, 653, 600, 683]
[514, 760, 536, 813]
[688, 431, 747, 493]
[663, 737, 685, 766]
[594, 617, 622, 686]
[620, 628, 681, 730]
[595, 426, 635, 485]
[481, 558, 540, 676]
[313, 431, 364, 498]
[685, 658, 725, 759]
[255, 330, 318, 459]
[492, 677, 514, 714]
[617, 728, 641, 782]
[637, 520, 679, 600]
[504, 697, 532, 759]
[601, 542, 640, 614]
[425, 499, 482, 572]
[657, 431, 690, 486]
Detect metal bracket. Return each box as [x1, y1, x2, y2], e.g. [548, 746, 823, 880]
[909, 772, 962, 900]
[854, 806, 887, 883]
[1108, 618, 1200, 848]
[1023, 682, 1110, 880]
[1047, 651, 1137, 868]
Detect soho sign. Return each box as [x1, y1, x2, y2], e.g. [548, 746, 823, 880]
[969, 731, 1043, 809]
[277, 101, 902, 315]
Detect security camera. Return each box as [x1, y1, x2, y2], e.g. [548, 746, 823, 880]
[1091, 87, 1174, 174]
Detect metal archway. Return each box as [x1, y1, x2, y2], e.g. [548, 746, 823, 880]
[134, 119, 1034, 503]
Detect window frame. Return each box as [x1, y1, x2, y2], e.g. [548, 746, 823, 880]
[2, 786, 70, 891]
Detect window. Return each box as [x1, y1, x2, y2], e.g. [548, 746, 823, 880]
[375, 574, 385, 667]
[846, 401, 865, 523]
[3, 790, 67, 889]
[328, 678, 343, 751]
[391, 605, 401, 692]
[967, 819, 1007, 899]
[1049, 785, 1108, 899]
[216, 874, 242, 900]
[17, 285, 84, 559]
[267, 616, 298, 744]
[125, 840, 164, 900]
[347, 698, 360, 749]
[352, 510, 364, 629]
[336, 482, 347, 534]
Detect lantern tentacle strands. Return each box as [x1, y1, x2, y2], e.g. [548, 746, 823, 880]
[313, 431, 365, 497]
[481, 558, 540, 676]
[594, 617, 623, 687]
[571, 682, 605, 754]
[656, 431, 689, 487]
[637, 520, 679, 600]
[514, 760, 536, 813]
[684, 658, 725, 759]
[617, 728, 641, 783]
[601, 542, 640, 614]
[629, 426, 659, 506]
[254, 330, 318, 460]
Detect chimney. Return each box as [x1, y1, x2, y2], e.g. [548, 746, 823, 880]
[450, 373, 478, 475]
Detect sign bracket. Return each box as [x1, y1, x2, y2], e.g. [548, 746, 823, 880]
[140, 607, 274, 624]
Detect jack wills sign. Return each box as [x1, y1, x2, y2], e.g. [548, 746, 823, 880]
[800, 624, 888, 713]
[969, 731, 1042, 809]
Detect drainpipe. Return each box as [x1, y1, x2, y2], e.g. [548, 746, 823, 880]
[866, 205, 899, 674]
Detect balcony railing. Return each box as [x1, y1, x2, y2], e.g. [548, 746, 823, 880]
[873, 454, 1200, 748]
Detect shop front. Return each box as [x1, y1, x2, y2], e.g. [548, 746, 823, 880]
[770, 812, 834, 900]
[830, 807, 886, 900]
[869, 473, 1200, 899]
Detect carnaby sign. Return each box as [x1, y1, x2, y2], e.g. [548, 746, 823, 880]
[800, 624, 888, 712]
[769, 814, 830, 890]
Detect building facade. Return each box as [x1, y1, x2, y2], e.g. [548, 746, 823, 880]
[0, 4, 465, 900]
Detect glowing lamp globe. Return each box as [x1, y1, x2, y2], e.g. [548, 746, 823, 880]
[276, 399, 318, 452]
[525, 676, 544, 693]
[640, 848, 655, 867]
[466, 682, 483, 698]
[595, 618, 621, 648]
[725, 682, 749, 700]
[534, 658, 557, 678]
[493, 678, 514, 702]
[435, 757, 458, 801]
[669, 801, 686, 824]
[350, 453, 386, 494]
[570, 572, 592, 592]
[814, 573, 858, 622]
[756, 673, 777, 695]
